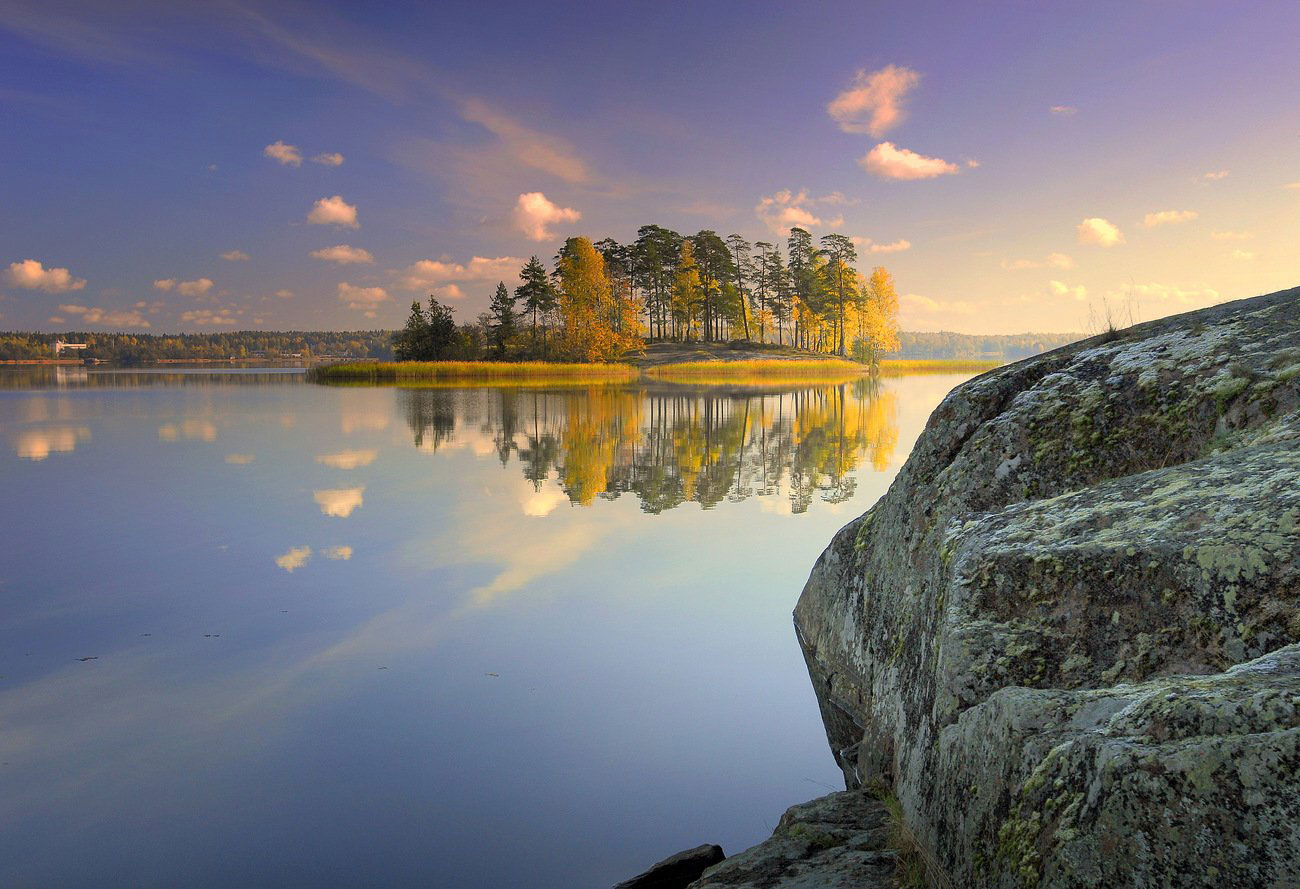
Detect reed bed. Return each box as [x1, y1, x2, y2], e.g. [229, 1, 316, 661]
[310, 360, 638, 383]
[645, 358, 865, 381]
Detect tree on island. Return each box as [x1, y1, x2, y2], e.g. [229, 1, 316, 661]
[855, 266, 901, 363]
[819, 233, 859, 356]
[380, 224, 904, 364]
[487, 281, 517, 357]
[555, 237, 638, 362]
[515, 256, 557, 348]
[393, 296, 457, 360]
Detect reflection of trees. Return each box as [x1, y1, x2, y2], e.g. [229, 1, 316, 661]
[404, 390, 456, 451]
[399, 383, 898, 514]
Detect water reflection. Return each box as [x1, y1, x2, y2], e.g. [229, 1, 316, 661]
[401, 380, 899, 514]
[314, 487, 365, 517]
[13, 426, 91, 460]
[0, 369, 969, 889]
[275, 545, 312, 572]
[0, 366, 306, 389]
[317, 449, 378, 469]
[158, 419, 217, 441]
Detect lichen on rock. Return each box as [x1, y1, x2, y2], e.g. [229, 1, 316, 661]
[793, 286, 1300, 888]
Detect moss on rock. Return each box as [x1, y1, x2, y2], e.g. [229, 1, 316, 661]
[794, 286, 1300, 888]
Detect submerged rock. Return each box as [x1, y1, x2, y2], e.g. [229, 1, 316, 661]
[793, 286, 1300, 887]
[613, 843, 726, 889]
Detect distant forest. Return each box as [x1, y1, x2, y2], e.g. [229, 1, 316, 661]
[896, 331, 1081, 360]
[0, 330, 394, 363]
[0, 327, 1082, 363]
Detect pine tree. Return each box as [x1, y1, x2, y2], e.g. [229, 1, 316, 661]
[820, 234, 859, 356]
[392, 301, 429, 361]
[672, 239, 703, 341]
[515, 256, 557, 349]
[392, 296, 458, 360]
[488, 281, 517, 357]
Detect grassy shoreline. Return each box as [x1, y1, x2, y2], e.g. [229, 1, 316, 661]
[308, 356, 1001, 385]
[309, 360, 639, 383]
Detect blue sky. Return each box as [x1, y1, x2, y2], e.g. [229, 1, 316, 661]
[2, 0, 1297, 333]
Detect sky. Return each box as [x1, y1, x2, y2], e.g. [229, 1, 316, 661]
[1, 0, 1298, 335]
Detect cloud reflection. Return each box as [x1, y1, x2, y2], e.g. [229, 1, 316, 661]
[14, 426, 91, 460]
[314, 487, 365, 517]
[275, 545, 312, 572]
[340, 412, 389, 434]
[316, 449, 377, 469]
[158, 420, 217, 441]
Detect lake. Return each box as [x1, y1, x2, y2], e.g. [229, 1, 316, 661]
[0, 367, 972, 888]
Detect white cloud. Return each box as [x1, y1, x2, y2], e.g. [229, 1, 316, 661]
[337, 282, 389, 310]
[1130, 282, 1221, 305]
[827, 65, 921, 136]
[58, 304, 150, 327]
[1142, 209, 1198, 228]
[1229, 249, 1258, 261]
[867, 238, 912, 254]
[308, 195, 359, 228]
[264, 140, 302, 166]
[177, 278, 214, 296]
[220, 250, 250, 261]
[316, 449, 378, 469]
[1077, 217, 1124, 247]
[275, 545, 312, 572]
[314, 487, 364, 518]
[155, 277, 213, 296]
[1050, 105, 1078, 116]
[312, 152, 345, 166]
[818, 191, 856, 205]
[323, 545, 352, 560]
[311, 245, 374, 264]
[1001, 252, 1075, 270]
[4, 259, 86, 293]
[395, 255, 523, 292]
[1048, 280, 1088, 301]
[903, 293, 978, 316]
[512, 192, 580, 241]
[275, 289, 294, 299]
[860, 142, 961, 180]
[225, 454, 256, 464]
[461, 99, 590, 183]
[1203, 170, 1229, 181]
[755, 189, 847, 236]
[179, 308, 237, 325]
[1210, 230, 1253, 240]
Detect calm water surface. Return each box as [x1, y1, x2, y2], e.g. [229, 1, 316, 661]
[0, 367, 971, 888]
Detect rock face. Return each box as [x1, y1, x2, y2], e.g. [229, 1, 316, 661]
[614, 844, 726, 889]
[688, 791, 895, 888]
[794, 286, 1300, 888]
